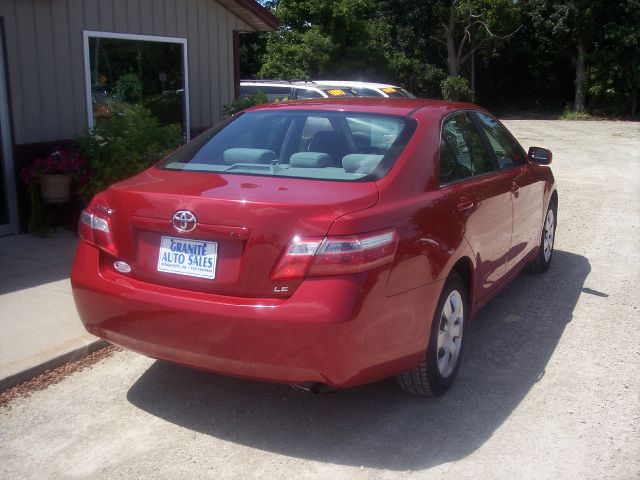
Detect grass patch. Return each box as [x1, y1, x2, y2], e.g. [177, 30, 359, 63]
[560, 107, 593, 120]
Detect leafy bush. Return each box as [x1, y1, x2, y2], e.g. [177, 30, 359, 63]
[441, 76, 473, 102]
[114, 73, 143, 102]
[560, 106, 593, 120]
[221, 92, 268, 117]
[77, 103, 183, 201]
[144, 91, 184, 126]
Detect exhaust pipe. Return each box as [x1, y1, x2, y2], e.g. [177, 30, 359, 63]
[290, 382, 336, 395]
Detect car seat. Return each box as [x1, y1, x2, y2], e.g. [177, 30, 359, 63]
[307, 131, 350, 167]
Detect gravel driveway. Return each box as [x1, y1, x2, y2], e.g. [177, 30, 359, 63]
[1, 120, 639, 480]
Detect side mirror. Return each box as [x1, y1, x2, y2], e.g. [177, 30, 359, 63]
[527, 146, 553, 165]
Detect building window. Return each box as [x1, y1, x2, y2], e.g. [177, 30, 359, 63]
[83, 31, 190, 140]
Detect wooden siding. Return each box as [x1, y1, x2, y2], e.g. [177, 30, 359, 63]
[0, 0, 253, 144]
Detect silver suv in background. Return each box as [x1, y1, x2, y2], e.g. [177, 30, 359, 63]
[240, 80, 358, 102]
[313, 81, 415, 98]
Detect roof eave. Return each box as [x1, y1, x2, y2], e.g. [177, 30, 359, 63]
[217, 0, 279, 32]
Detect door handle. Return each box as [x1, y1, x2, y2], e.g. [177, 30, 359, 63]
[456, 197, 474, 211]
[510, 182, 520, 198]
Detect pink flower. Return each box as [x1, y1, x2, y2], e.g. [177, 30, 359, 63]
[20, 146, 89, 185]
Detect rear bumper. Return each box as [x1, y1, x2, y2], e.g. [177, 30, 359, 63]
[71, 242, 443, 387]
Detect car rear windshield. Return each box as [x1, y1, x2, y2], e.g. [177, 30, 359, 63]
[160, 111, 416, 182]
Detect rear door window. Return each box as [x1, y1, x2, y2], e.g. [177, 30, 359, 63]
[354, 87, 383, 97]
[321, 88, 354, 97]
[240, 85, 257, 96]
[440, 112, 495, 184]
[295, 88, 324, 99]
[250, 85, 292, 102]
[382, 87, 414, 98]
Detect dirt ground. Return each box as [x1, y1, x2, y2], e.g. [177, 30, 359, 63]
[1, 120, 639, 480]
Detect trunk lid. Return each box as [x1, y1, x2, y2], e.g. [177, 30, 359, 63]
[100, 168, 379, 298]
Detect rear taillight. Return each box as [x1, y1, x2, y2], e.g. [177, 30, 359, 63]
[78, 207, 118, 257]
[271, 228, 397, 280]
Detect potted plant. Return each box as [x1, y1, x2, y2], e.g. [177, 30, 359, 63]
[20, 146, 88, 234]
[21, 147, 87, 204]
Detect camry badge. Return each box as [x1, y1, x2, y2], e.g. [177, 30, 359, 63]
[172, 210, 197, 233]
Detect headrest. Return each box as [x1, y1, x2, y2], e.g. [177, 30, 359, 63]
[352, 132, 371, 148]
[308, 130, 343, 147]
[290, 152, 332, 168]
[442, 130, 458, 153]
[342, 154, 384, 174]
[223, 148, 277, 165]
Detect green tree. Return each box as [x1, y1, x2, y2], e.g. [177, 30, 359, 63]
[259, 0, 385, 80]
[259, 27, 334, 79]
[369, 1, 445, 97]
[240, 0, 638, 115]
[376, 0, 521, 98]
[528, 0, 610, 112]
[586, 0, 640, 115]
[437, 0, 522, 78]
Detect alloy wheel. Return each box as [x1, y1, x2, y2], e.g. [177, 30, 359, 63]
[437, 290, 464, 378]
[543, 209, 555, 262]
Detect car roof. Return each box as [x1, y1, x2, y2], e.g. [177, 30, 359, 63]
[313, 80, 404, 90]
[291, 82, 354, 90]
[245, 97, 479, 116]
[240, 81, 353, 91]
[240, 80, 292, 84]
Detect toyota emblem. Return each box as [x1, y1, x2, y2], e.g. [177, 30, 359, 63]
[172, 210, 197, 233]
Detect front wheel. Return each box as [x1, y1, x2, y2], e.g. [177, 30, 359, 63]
[397, 273, 467, 396]
[528, 201, 557, 273]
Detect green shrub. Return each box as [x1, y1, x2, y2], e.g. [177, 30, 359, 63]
[77, 103, 183, 202]
[114, 73, 143, 102]
[560, 106, 593, 120]
[144, 91, 184, 126]
[441, 76, 473, 102]
[221, 92, 268, 118]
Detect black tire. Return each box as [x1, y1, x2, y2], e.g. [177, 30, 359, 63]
[527, 200, 557, 274]
[397, 273, 468, 396]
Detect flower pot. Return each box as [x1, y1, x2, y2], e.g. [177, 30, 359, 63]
[39, 174, 72, 204]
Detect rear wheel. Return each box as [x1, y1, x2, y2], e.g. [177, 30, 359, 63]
[397, 273, 467, 396]
[528, 201, 557, 273]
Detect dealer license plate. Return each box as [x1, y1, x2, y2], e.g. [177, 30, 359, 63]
[157, 236, 218, 279]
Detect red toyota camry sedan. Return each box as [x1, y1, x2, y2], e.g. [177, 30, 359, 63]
[71, 98, 557, 396]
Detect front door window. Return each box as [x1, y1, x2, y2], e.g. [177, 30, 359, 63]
[440, 112, 495, 184]
[474, 112, 526, 169]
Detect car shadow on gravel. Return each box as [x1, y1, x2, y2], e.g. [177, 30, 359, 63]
[127, 249, 590, 471]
